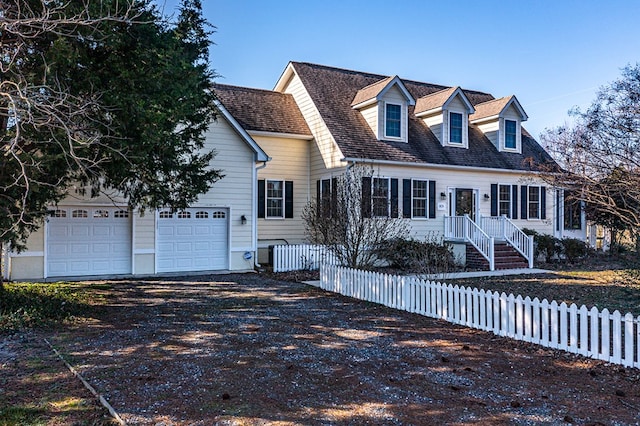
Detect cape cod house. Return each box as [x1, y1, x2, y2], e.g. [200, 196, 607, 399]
[3, 62, 586, 280]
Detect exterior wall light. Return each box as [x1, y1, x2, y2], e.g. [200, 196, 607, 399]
[241, 215, 247, 225]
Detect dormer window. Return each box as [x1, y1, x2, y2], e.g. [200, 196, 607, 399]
[415, 87, 475, 149]
[505, 119, 517, 149]
[351, 76, 415, 143]
[449, 112, 463, 144]
[470, 95, 528, 154]
[385, 103, 401, 138]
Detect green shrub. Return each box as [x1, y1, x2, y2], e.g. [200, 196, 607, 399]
[522, 228, 563, 263]
[560, 238, 590, 263]
[375, 234, 458, 274]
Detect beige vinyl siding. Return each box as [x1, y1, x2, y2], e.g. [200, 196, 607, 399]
[476, 120, 499, 150]
[134, 211, 154, 250]
[202, 117, 255, 253]
[421, 113, 444, 144]
[281, 72, 345, 179]
[255, 134, 310, 245]
[359, 104, 379, 138]
[351, 163, 555, 238]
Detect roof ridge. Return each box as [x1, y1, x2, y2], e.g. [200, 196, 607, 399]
[291, 61, 493, 97]
[214, 83, 281, 95]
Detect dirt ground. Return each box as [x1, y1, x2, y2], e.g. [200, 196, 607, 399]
[4, 273, 640, 425]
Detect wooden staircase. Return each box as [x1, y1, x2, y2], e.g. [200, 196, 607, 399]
[466, 242, 529, 271]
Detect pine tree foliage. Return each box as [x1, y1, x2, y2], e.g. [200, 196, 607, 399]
[0, 0, 222, 251]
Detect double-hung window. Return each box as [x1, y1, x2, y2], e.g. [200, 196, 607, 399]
[528, 186, 541, 219]
[412, 179, 428, 218]
[449, 112, 463, 144]
[564, 191, 582, 230]
[372, 177, 390, 217]
[499, 184, 512, 217]
[320, 178, 332, 217]
[266, 180, 284, 218]
[385, 103, 401, 138]
[505, 119, 517, 149]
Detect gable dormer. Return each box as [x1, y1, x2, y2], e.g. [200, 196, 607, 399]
[351, 76, 415, 143]
[470, 95, 528, 154]
[414, 87, 475, 148]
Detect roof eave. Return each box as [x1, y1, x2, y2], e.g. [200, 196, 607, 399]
[342, 157, 543, 175]
[214, 100, 270, 162]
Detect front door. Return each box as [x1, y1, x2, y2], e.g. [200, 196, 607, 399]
[450, 188, 477, 222]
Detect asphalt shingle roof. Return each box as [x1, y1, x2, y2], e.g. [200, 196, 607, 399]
[470, 96, 513, 122]
[351, 76, 396, 106]
[414, 86, 460, 115]
[290, 62, 557, 172]
[214, 84, 311, 136]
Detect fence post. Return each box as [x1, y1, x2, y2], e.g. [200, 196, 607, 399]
[624, 313, 634, 367]
[569, 304, 578, 353]
[612, 310, 622, 364]
[590, 306, 600, 359]
[532, 297, 541, 344]
[489, 238, 495, 271]
[528, 236, 534, 269]
[601, 309, 611, 361]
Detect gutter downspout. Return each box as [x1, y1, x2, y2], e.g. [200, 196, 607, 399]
[253, 160, 268, 268]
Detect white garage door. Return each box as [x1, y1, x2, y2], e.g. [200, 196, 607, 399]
[156, 208, 229, 273]
[47, 207, 132, 277]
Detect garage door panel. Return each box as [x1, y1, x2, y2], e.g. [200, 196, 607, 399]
[71, 244, 90, 254]
[157, 208, 228, 273]
[158, 227, 175, 237]
[71, 226, 90, 237]
[49, 226, 70, 238]
[176, 226, 194, 236]
[47, 207, 131, 277]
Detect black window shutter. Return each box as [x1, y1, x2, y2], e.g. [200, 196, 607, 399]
[390, 179, 399, 218]
[490, 184, 498, 216]
[521, 186, 528, 220]
[331, 177, 338, 218]
[540, 186, 546, 220]
[257, 180, 265, 219]
[316, 180, 321, 217]
[512, 185, 518, 219]
[361, 177, 372, 218]
[285, 181, 294, 218]
[402, 179, 411, 218]
[428, 180, 436, 219]
[556, 190, 561, 231]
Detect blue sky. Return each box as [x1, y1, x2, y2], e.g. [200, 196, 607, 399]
[158, 0, 640, 140]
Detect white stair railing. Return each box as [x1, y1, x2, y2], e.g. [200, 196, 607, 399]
[445, 215, 495, 271]
[480, 216, 534, 268]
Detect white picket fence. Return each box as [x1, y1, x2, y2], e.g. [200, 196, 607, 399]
[317, 264, 640, 368]
[272, 244, 340, 272]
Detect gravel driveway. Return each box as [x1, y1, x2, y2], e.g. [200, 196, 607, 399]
[35, 273, 640, 424]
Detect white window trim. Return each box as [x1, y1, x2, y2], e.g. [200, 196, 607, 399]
[501, 118, 521, 153]
[382, 101, 406, 142]
[266, 179, 285, 219]
[445, 110, 469, 148]
[498, 183, 512, 218]
[411, 178, 429, 219]
[371, 177, 391, 218]
[527, 185, 542, 220]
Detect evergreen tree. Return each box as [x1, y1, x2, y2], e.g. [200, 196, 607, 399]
[0, 0, 222, 253]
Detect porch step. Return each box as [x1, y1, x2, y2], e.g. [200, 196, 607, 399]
[466, 243, 528, 271]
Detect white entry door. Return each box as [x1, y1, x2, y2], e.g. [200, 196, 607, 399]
[47, 207, 132, 277]
[156, 208, 229, 273]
